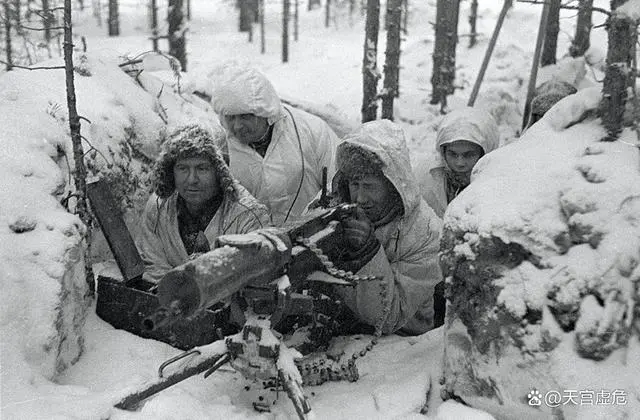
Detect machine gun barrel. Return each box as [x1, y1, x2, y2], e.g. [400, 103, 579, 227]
[148, 204, 357, 330]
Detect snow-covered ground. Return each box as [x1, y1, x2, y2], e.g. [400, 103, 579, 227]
[0, 0, 625, 419]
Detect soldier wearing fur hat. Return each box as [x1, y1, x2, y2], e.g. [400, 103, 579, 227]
[209, 64, 340, 226]
[327, 120, 443, 335]
[137, 124, 271, 283]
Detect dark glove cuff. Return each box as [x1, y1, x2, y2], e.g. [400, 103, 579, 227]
[336, 237, 381, 273]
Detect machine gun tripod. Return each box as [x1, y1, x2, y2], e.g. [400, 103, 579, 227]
[113, 203, 388, 419]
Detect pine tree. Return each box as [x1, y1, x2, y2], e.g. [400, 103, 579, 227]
[599, 0, 637, 141]
[282, 0, 289, 62]
[361, 0, 380, 122]
[108, 0, 119, 36]
[168, 0, 186, 71]
[540, 0, 561, 66]
[569, 0, 593, 57]
[3, 0, 12, 70]
[468, 0, 478, 48]
[63, 0, 95, 294]
[381, 0, 402, 120]
[150, 0, 158, 51]
[430, 0, 460, 110]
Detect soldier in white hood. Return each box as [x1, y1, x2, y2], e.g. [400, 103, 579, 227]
[414, 107, 499, 219]
[209, 64, 340, 226]
[329, 120, 443, 335]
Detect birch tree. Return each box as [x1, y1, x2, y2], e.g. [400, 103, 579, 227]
[361, 0, 380, 122]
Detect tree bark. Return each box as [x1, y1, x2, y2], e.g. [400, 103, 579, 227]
[569, 0, 593, 57]
[468, 0, 478, 48]
[325, 0, 330, 28]
[361, 0, 380, 122]
[239, 0, 251, 31]
[260, 0, 265, 53]
[168, 0, 187, 71]
[282, 0, 289, 63]
[43, 0, 53, 42]
[599, 0, 637, 141]
[540, 0, 560, 66]
[108, 0, 119, 36]
[92, 0, 101, 27]
[150, 0, 158, 51]
[294, 0, 298, 41]
[63, 0, 95, 295]
[381, 0, 402, 120]
[430, 0, 460, 110]
[4, 0, 12, 70]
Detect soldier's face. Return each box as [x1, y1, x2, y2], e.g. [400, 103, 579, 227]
[443, 140, 484, 174]
[222, 113, 270, 145]
[348, 174, 394, 223]
[174, 156, 220, 211]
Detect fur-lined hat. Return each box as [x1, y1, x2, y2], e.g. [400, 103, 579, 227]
[530, 80, 577, 117]
[152, 124, 236, 200]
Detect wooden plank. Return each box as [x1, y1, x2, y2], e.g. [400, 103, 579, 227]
[87, 179, 144, 283]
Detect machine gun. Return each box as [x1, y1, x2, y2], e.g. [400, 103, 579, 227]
[114, 203, 383, 419]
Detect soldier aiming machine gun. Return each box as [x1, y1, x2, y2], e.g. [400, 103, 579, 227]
[112, 202, 385, 419]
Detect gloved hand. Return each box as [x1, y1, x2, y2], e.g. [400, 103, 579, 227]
[336, 209, 380, 273]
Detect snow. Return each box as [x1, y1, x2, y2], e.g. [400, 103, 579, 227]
[0, 0, 628, 419]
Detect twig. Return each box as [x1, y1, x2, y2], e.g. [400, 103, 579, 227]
[516, 0, 610, 15]
[17, 24, 66, 31]
[0, 59, 64, 70]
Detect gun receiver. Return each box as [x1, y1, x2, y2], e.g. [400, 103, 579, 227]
[145, 204, 357, 331]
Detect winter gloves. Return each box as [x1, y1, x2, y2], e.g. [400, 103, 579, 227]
[336, 211, 381, 273]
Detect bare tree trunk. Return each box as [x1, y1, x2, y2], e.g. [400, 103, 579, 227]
[92, 0, 101, 27]
[186, 0, 190, 20]
[468, 0, 478, 48]
[522, 0, 550, 129]
[599, 0, 637, 141]
[260, 0, 265, 53]
[3, 0, 12, 70]
[63, 0, 95, 295]
[239, 0, 251, 31]
[150, 0, 158, 51]
[108, 0, 119, 36]
[43, 0, 53, 42]
[402, 0, 408, 34]
[541, 0, 560, 66]
[569, 0, 593, 57]
[282, 0, 289, 63]
[381, 0, 402, 120]
[361, 0, 380, 122]
[468, 0, 512, 107]
[294, 0, 298, 41]
[12, 0, 20, 27]
[325, 0, 330, 28]
[430, 0, 460, 110]
[168, 0, 186, 71]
